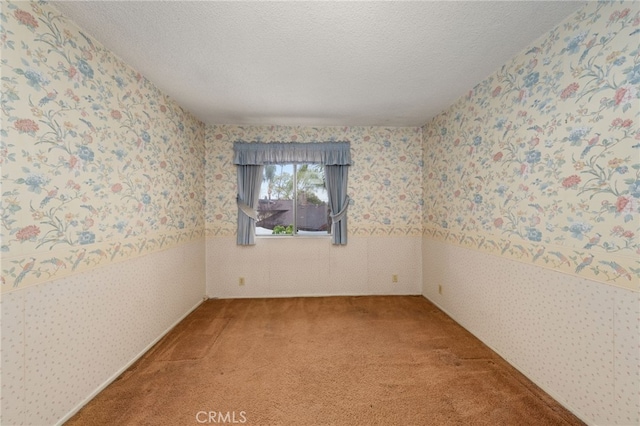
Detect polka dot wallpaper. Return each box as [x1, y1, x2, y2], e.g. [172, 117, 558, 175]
[206, 236, 422, 299]
[422, 238, 639, 425]
[1, 240, 205, 426]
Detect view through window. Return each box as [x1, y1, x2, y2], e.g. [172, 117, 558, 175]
[256, 164, 330, 236]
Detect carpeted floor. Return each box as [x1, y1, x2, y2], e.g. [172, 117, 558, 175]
[67, 296, 584, 425]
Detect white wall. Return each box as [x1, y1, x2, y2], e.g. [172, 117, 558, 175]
[1, 240, 206, 425]
[422, 238, 640, 426]
[207, 236, 422, 298]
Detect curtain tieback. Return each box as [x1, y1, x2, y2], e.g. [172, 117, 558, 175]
[330, 196, 350, 222]
[237, 196, 258, 220]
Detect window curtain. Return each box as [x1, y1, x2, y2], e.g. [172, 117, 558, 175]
[236, 165, 264, 245]
[325, 165, 350, 245]
[233, 142, 350, 245]
[234, 142, 351, 165]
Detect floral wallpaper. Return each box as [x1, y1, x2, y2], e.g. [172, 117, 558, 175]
[422, 0, 639, 291]
[205, 125, 423, 237]
[4, 0, 636, 292]
[1, 1, 206, 292]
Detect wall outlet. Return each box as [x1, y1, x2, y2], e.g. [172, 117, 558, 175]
[239, 277, 245, 286]
[438, 284, 443, 295]
[392, 274, 398, 283]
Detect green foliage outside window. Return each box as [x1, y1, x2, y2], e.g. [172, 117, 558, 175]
[272, 225, 294, 235]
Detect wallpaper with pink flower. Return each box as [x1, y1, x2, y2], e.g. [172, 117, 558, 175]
[205, 125, 423, 237]
[3, 0, 637, 292]
[422, 1, 639, 290]
[1, 1, 206, 292]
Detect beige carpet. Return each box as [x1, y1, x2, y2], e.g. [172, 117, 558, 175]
[67, 296, 584, 425]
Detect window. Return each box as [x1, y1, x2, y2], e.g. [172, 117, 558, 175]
[256, 164, 329, 236]
[233, 142, 350, 245]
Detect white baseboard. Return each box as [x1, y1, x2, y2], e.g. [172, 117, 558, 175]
[55, 298, 204, 426]
[421, 294, 593, 426]
[208, 292, 422, 299]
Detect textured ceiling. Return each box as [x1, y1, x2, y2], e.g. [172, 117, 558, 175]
[52, 1, 585, 127]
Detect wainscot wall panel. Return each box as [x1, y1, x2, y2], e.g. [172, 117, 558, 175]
[1, 240, 206, 425]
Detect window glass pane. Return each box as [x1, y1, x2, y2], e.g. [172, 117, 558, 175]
[257, 165, 293, 235]
[295, 164, 329, 235]
[256, 164, 329, 236]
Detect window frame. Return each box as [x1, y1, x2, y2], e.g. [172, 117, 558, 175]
[233, 141, 351, 246]
[256, 163, 330, 238]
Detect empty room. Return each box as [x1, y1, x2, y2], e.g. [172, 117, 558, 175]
[1, 1, 638, 425]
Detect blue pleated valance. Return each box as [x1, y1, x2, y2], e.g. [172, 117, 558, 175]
[233, 142, 351, 166]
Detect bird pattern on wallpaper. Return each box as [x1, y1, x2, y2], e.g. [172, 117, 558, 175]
[1, 0, 639, 290]
[1, 1, 206, 290]
[13, 257, 36, 287]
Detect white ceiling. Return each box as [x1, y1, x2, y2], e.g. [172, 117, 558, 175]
[52, 1, 586, 127]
